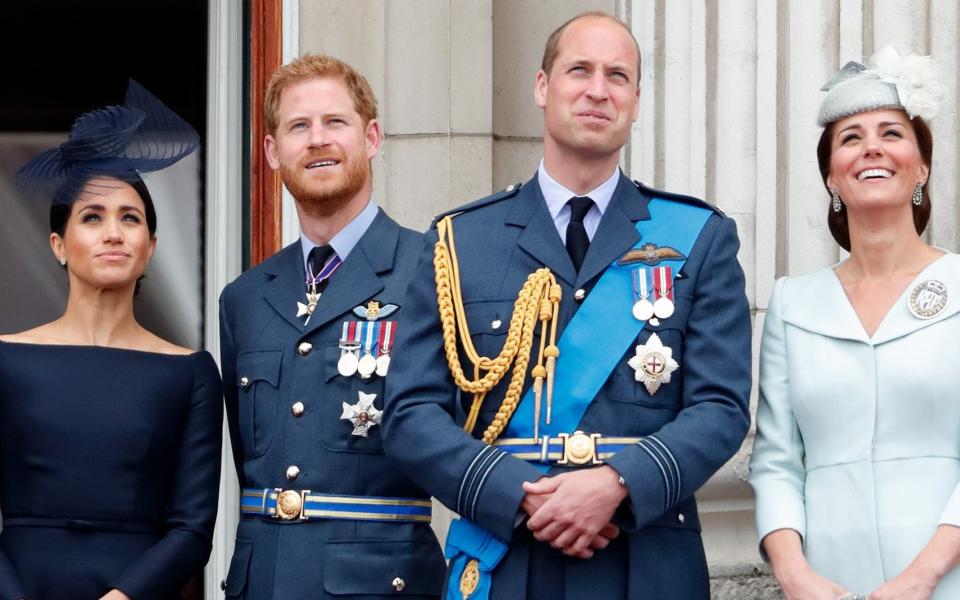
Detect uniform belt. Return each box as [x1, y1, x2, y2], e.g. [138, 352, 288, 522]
[494, 431, 641, 466]
[240, 488, 432, 523]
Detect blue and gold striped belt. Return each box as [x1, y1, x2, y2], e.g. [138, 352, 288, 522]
[240, 488, 432, 523]
[494, 431, 641, 466]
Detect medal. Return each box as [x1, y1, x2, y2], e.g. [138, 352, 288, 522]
[338, 352, 359, 377]
[375, 321, 395, 377]
[357, 321, 378, 378]
[298, 252, 343, 324]
[627, 332, 679, 395]
[631, 268, 654, 321]
[652, 266, 675, 319]
[357, 354, 377, 378]
[337, 321, 361, 377]
[908, 279, 948, 319]
[296, 288, 321, 325]
[341, 391, 382, 437]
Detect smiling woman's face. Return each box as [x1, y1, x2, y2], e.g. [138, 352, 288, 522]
[51, 177, 156, 292]
[826, 108, 929, 214]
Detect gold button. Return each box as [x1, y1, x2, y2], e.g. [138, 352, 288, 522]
[574, 288, 586, 302]
[392, 577, 406, 592]
[298, 342, 313, 356]
[286, 465, 300, 480]
[677, 512, 685, 524]
[239, 376, 250, 388]
[491, 319, 502, 330]
[291, 402, 305, 417]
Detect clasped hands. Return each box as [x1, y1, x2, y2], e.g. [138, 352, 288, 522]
[521, 465, 628, 559]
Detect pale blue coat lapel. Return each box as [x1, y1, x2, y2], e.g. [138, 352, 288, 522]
[782, 253, 960, 346]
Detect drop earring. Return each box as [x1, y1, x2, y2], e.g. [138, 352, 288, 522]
[913, 182, 924, 206]
[831, 188, 842, 213]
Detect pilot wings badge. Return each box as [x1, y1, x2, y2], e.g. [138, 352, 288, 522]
[352, 301, 400, 321]
[618, 243, 686, 267]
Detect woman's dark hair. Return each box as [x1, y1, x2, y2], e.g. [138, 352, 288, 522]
[816, 114, 933, 251]
[50, 176, 157, 295]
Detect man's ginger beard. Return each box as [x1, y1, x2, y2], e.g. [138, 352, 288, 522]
[279, 151, 370, 217]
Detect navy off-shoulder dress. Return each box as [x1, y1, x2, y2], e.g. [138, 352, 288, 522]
[0, 342, 223, 600]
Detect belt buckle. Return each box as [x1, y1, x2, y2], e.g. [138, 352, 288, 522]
[274, 488, 310, 521]
[557, 431, 602, 466]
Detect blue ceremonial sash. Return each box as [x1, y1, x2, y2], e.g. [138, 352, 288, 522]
[445, 197, 713, 600]
[504, 197, 712, 466]
[444, 519, 508, 600]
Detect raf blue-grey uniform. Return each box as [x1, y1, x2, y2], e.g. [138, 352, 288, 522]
[383, 173, 752, 599]
[220, 202, 445, 598]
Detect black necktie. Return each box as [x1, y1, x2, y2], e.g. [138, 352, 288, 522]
[565, 197, 593, 272]
[308, 244, 335, 292]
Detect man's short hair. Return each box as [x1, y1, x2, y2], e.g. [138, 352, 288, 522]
[264, 54, 378, 135]
[540, 11, 642, 86]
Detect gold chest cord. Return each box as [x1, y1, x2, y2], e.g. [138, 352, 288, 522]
[433, 215, 561, 443]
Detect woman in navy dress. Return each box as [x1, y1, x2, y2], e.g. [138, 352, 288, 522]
[0, 82, 222, 600]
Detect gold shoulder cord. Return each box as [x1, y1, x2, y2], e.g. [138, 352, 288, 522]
[433, 215, 561, 444]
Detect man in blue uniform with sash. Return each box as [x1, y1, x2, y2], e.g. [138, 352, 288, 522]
[383, 11, 751, 599]
[220, 55, 444, 598]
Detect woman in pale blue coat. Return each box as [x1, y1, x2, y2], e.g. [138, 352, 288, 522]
[750, 47, 960, 600]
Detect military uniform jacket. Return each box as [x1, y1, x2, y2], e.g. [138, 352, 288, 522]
[383, 174, 752, 599]
[220, 210, 445, 599]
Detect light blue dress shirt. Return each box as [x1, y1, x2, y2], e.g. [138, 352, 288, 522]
[537, 159, 619, 243]
[299, 199, 379, 274]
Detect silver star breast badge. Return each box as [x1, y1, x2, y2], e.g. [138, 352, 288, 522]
[627, 332, 679, 395]
[341, 391, 382, 437]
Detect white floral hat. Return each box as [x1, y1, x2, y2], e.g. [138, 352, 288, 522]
[817, 46, 944, 126]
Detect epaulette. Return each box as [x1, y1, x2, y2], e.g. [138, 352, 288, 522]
[633, 179, 726, 216]
[430, 182, 524, 229]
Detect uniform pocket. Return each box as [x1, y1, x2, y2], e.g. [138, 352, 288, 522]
[320, 343, 387, 455]
[322, 540, 445, 597]
[463, 300, 516, 360]
[608, 298, 690, 411]
[224, 539, 253, 598]
[235, 349, 283, 457]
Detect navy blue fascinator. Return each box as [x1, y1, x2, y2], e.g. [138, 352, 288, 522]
[17, 80, 199, 205]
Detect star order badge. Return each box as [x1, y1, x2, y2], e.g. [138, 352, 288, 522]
[296, 290, 321, 324]
[627, 332, 679, 395]
[341, 391, 382, 437]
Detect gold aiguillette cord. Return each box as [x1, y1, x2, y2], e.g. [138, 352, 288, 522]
[433, 215, 561, 444]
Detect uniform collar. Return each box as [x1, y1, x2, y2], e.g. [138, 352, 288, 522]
[537, 159, 619, 221]
[299, 199, 379, 272]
